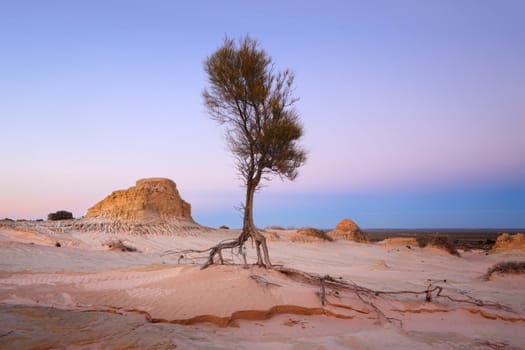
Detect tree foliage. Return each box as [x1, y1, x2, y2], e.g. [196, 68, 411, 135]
[203, 35, 306, 186]
[202, 35, 306, 267]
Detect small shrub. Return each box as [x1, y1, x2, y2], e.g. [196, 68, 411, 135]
[219, 225, 230, 230]
[426, 236, 461, 256]
[48, 210, 74, 221]
[484, 261, 525, 280]
[105, 240, 137, 252]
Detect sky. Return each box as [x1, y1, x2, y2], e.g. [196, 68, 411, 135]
[1, 0, 524, 228]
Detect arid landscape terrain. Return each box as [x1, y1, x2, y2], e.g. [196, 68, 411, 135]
[3, 0, 525, 348]
[1, 178, 524, 349]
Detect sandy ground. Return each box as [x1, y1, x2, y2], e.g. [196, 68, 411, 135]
[0, 222, 524, 349]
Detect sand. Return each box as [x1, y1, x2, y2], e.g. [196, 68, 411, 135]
[0, 223, 524, 349]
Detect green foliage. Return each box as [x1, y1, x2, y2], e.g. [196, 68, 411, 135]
[203, 35, 306, 186]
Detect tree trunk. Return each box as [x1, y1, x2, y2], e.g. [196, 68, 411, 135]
[203, 178, 272, 268]
[241, 180, 272, 267]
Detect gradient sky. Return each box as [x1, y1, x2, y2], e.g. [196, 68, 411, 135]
[1, 0, 524, 228]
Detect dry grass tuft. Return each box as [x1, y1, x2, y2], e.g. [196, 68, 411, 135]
[104, 240, 138, 252]
[484, 261, 525, 280]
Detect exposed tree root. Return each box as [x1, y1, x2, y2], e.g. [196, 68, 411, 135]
[249, 274, 282, 288]
[76, 262, 522, 330]
[273, 266, 514, 314]
[160, 248, 519, 328]
[163, 228, 271, 269]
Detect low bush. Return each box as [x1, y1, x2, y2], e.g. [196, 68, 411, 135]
[484, 261, 525, 279]
[47, 210, 74, 221]
[428, 236, 460, 256]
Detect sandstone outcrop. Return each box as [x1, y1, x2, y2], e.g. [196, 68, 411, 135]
[491, 233, 525, 253]
[85, 178, 194, 224]
[328, 218, 369, 242]
[380, 237, 419, 247]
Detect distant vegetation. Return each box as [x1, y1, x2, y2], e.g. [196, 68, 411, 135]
[47, 210, 74, 221]
[265, 226, 286, 230]
[484, 261, 525, 280]
[219, 225, 230, 230]
[417, 236, 461, 256]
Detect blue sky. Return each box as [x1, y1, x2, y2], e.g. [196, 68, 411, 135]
[1, 0, 524, 228]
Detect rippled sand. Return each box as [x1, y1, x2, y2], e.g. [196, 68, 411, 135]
[1, 222, 524, 349]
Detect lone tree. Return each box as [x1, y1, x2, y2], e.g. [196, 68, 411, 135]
[203, 35, 307, 267]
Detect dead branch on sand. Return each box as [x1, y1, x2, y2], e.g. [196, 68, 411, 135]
[273, 266, 514, 325]
[161, 245, 517, 326]
[162, 237, 251, 267]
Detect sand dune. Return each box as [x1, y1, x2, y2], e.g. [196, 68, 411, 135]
[1, 222, 524, 349]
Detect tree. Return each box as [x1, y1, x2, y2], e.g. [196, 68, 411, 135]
[202, 35, 307, 267]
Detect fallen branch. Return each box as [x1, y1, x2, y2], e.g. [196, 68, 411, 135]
[272, 266, 513, 314]
[159, 252, 516, 325]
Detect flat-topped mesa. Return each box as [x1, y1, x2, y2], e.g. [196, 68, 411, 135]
[85, 178, 194, 224]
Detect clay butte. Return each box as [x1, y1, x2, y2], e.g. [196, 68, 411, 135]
[85, 178, 195, 224]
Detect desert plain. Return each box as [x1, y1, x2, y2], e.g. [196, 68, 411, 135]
[1, 179, 524, 349]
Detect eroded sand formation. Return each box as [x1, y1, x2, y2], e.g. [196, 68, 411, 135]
[491, 232, 525, 252]
[328, 218, 369, 242]
[1, 178, 206, 235]
[1, 213, 524, 348]
[86, 178, 193, 223]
